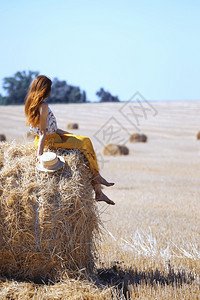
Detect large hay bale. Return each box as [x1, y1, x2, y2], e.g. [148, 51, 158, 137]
[129, 133, 147, 143]
[196, 131, 200, 140]
[0, 142, 99, 282]
[67, 123, 79, 129]
[26, 131, 35, 140]
[103, 143, 129, 156]
[0, 134, 6, 142]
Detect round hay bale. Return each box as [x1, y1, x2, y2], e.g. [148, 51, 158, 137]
[67, 123, 79, 130]
[196, 131, 200, 140]
[0, 134, 6, 142]
[103, 143, 129, 156]
[26, 131, 35, 140]
[0, 142, 99, 282]
[129, 133, 147, 143]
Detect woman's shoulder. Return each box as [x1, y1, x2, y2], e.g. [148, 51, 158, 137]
[39, 102, 49, 115]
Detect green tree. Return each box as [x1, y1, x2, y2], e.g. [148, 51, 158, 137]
[0, 70, 87, 105]
[2, 70, 39, 104]
[96, 88, 120, 102]
[68, 86, 81, 103]
[0, 94, 7, 105]
[48, 78, 69, 103]
[48, 78, 87, 104]
[82, 90, 87, 103]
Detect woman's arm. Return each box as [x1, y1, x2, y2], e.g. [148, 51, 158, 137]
[56, 128, 72, 135]
[37, 103, 48, 158]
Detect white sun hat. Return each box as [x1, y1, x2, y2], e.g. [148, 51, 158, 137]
[36, 152, 65, 172]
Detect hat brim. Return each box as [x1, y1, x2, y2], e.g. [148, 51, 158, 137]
[36, 156, 65, 173]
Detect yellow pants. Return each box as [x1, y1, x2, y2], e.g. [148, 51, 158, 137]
[34, 132, 99, 172]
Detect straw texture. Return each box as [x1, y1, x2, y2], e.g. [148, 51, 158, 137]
[0, 142, 100, 282]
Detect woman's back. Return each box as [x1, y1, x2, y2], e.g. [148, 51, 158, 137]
[29, 104, 57, 136]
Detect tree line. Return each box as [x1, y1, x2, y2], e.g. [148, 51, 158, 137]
[0, 71, 120, 105]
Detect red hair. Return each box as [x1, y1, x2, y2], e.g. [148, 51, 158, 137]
[25, 75, 52, 127]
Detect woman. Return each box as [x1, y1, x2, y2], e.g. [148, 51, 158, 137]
[25, 75, 115, 205]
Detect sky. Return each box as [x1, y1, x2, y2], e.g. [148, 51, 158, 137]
[0, 0, 199, 102]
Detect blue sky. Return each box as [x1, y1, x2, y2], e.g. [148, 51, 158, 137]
[0, 0, 199, 101]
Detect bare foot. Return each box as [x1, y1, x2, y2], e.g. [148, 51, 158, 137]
[97, 174, 115, 187]
[95, 191, 115, 205]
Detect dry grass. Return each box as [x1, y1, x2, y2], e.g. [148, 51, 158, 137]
[0, 276, 117, 300]
[0, 142, 100, 282]
[103, 144, 129, 156]
[0, 276, 199, 299]
[0, 101, 200, 298]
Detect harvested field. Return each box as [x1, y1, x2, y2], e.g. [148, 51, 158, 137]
[0, 100, 200, 299]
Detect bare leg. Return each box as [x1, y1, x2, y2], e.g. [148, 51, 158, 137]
[92, 170, 115, 187]
[93, 182, 115, 205]
[98, 173, 115, 187]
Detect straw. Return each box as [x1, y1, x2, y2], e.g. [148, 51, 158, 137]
[0, 142, 100, 282]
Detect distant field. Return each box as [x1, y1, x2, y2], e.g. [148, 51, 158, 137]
[1, 100, 200, 299]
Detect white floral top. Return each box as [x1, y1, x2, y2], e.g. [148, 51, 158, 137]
[29, 106, 57, 136]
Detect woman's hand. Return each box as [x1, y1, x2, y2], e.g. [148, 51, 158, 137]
[56, 128, 72, 135]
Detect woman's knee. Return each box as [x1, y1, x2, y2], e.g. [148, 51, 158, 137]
[86, 137, 95, 150]
[82, 136, 92, 144]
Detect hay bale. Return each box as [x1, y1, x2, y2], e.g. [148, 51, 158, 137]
[67, 123, 79, 130]
[26, 131, 35, 140]
[0, 142, 99, 282]
[196, 131, 200, 140]
[103, 143, 129, 156]
[0, 134, 6, 142]
[129, 133, 147, 143]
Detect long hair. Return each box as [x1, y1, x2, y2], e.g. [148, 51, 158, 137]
[24, 75, 52, 127]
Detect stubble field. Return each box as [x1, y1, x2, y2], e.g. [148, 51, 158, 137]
[0, 100, 200, 299]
